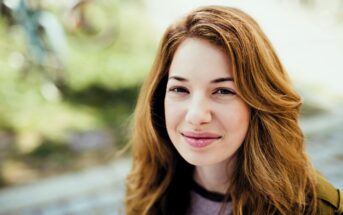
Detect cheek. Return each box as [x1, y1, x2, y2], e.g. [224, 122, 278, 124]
[220, 103, 250, 133]
[237, 107, 250, 136]
[164, 99, 182, 131]
[164, 100, 186, 150]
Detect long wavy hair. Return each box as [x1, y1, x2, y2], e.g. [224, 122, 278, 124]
[125, 5, 317, 215]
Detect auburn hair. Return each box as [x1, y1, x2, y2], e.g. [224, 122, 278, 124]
[125, 5, 317, 215]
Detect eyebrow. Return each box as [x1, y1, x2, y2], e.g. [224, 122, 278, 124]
[168, 76, 234, 83]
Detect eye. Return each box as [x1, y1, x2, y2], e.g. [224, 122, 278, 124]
[213, 88, 236, 95]
[168, 86, 189, 94]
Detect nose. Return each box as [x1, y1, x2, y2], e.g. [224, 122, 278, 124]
[185, 95, 212, 126]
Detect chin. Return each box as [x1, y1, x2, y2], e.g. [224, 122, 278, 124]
[181, 154, 217, 166]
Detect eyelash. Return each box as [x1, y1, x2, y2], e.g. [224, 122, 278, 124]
[168, 87, 189, 94]
[213, 88, 236, 95]
[168, 87, 236, 95]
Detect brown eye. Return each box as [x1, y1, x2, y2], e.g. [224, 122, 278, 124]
[168, 87, 189, 94]
[213, 88, 236, 95]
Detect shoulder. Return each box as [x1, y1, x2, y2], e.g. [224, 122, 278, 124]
[315, 173, 343, 214]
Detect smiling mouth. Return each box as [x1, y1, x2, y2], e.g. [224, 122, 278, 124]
[181, 132, 222, 148]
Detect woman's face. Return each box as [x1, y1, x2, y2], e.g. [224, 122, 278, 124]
[164, 38, 250, 166]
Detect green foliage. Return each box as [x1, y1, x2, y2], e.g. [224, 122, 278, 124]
[0, 0, 156, 186]
[28, 139, 71, 159]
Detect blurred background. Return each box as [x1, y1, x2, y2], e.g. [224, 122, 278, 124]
[0, 0, 342, 214]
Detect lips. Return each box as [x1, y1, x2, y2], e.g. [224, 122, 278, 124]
[181, 131, 222, 148]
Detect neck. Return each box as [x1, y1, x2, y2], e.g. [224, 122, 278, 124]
[193, 156, 236, 194]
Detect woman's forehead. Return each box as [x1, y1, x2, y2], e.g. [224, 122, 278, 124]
[169, 38, 233, 79]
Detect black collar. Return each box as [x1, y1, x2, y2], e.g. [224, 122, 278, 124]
[190, 180, 232, 202]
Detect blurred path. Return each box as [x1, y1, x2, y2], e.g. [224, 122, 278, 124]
[0, 110, 342, 215]
[0, 158, 131, 215]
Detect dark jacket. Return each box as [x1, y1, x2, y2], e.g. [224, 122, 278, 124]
[316, 173, 343, 214]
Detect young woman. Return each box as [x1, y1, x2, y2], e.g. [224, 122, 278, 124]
[125, 5, 343, 215]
